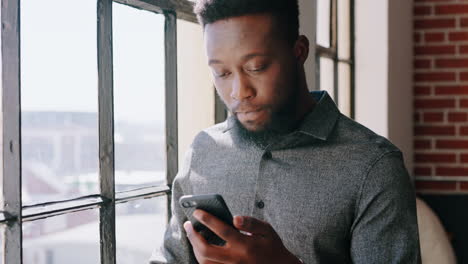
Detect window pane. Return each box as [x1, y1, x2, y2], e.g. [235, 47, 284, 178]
[20, 0, 99, 205]
[113, 3, 166, 192]
[338, 0, 351, 59]
[319, 57, 335, 100]
[317, 0, 331, 47]
[338, 62, 352, 117]
[23, 209, 100, 263]
[116, 196, 167, 263]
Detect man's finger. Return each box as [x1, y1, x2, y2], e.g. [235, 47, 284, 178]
[193, 210, 241, 243]
[233, 216, 276, 237]
[184, 221, 229, 263]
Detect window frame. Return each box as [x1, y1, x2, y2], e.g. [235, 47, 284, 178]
[0, 0, 197, 263]
[316, 0, 355, 118]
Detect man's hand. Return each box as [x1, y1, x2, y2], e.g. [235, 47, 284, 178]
[183, 209, 302, 264]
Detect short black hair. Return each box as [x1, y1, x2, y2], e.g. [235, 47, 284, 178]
[194, 0, 300, 45]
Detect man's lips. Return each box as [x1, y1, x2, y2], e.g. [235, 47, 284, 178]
[235, 108, 265, 121]
[235, 108, 262, 114]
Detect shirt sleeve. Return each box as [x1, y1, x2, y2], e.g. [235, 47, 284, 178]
[350, 151, 421, 264]
[150, 148, 197, 264]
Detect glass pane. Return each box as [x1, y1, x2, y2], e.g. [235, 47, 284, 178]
[338, 62, 352, 117]
[113, 3, 166, 192]
[20, 0, 98, 205]
[319, 57, 335, 100]
[116, 196, 167, 263]
[338, 0, 351, 59]
[317, 0, 331, 47]
[23, 209, 100, 263]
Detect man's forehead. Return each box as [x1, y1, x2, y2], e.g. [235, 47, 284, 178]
[204, 14, 276, 56]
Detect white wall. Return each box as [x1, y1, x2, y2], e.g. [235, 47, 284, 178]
[177, 19, 215, 166]
[355, 0, 414, 177]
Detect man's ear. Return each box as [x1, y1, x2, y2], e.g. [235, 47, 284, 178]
[293, 35, 310, 64]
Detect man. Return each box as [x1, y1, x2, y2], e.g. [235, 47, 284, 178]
[154, 0, 421, 263]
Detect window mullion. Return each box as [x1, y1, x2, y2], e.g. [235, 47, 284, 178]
[164, 10, 178, 223]
[97, 0, 116, 263]
[1, 0, 23, 262]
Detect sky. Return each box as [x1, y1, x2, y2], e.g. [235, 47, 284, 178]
[20, 0, 166, 124]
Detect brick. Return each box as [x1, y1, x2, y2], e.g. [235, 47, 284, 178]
[461, 72, 468, 81]
[425, 32, 445, 42]
[415, 98, 455, 108]
[423, 112, 445, 122]
[414, 33, 422, 43]
[435, 85, 468, 95]
[414, 167, 432, 176]
[462, 18, 468, 27]
[436, 140, 468, 149]
[415, 6, 432, 15]
[435, 58, 468, 68]
[461, 153, 468, 163]
[415, 180, 457, 191]
[415, 86, 431, 95]
[414, 72, 456, 82]
[448, 112, 468, 122]
[414, 46, 455, 55]
[414, 140, 432, 149]
[414, 19, 455, 29]
[461, 45, 468, 54]
[461, 99, 468, 107]
[415, 126, 455, 135]
[415, 59, 432, 69]
[436, 167, 468, 176]
[460, 126, 468, 135]
[449, 32, 468, 41]
[415, 153, 456, 163]
[461, 182, 468, 191]
[436, 4, 468, 14]
[415, 112, 421, 123]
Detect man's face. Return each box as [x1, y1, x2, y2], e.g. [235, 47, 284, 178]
[205, 14, 299, 133]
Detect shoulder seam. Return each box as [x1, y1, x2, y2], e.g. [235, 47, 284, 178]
[351, 150, 402, 232]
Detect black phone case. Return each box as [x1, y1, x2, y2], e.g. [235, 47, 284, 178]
[179, 194, 234, 246]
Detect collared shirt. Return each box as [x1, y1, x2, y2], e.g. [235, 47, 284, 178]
[152, 91, 421, 264]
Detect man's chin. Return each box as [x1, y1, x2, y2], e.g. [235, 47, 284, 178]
[237, 119, 269, 132]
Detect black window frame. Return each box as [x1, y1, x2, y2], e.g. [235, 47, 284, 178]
[316, 0, 355, 118]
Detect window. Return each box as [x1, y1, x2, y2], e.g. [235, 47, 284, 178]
[0, 0, 200, 263]
[316, 0, 355, 118]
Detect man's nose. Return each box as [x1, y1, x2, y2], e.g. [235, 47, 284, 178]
[230, 74, 255, 101]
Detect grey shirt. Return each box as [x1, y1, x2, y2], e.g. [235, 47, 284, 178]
[152, 91, 421, 264]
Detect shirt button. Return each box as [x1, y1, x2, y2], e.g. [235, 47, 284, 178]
[256, 200, 265, 209]
[263, 151, 272, 159]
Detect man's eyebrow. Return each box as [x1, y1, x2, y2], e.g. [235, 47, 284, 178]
[242, 52, 270, 61]
[208, 59, 223, 65]
[208, 53, 270, 66]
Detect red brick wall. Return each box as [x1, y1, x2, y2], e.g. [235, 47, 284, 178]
[414, 0, 468, 193]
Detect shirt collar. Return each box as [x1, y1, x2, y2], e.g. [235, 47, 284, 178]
[223, 90, 340, 141]
[297, 90, 340, 141]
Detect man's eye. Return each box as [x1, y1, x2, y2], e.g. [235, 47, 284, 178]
[248, 65, 266, 72]
[214, 71, 230, 78]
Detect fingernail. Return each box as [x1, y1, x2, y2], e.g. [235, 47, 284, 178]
[193, 210, 201, 219]
[236, 216, 244, 226]
[183, 222, 191, 236]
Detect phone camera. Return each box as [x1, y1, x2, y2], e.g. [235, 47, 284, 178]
[182, 202, 191, 208]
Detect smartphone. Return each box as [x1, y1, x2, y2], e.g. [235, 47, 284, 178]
[179, 194, 234, 246]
